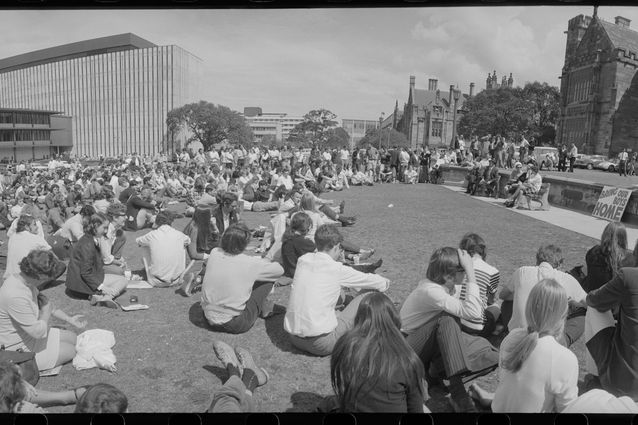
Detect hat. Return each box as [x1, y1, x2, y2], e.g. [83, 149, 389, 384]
[514, 162, 522, 167]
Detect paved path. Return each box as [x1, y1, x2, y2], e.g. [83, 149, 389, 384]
[443, 184, 638, 249]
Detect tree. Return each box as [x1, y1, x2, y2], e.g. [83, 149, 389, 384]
[521, 82, 560, 145]
[357, 128, 410, 149]
[323, 127, 350, 149]
[458, 83, 560, 144]
[289, 109, 338, 146]
[166, 101, 253, 150]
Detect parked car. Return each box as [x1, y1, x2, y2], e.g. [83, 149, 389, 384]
[528, 146, 558, 170]
[595, 158, 619, 172]
[574, 154, 607, 169]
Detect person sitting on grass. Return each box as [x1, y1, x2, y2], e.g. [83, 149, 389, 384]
[457, 233, 501, 337]
[582, 255, 638, 399]
[0, 361, 89, 413]
[123, 186, 158, 231]
[504, 164, 541, 209]
[281, 212, 316, 278]
[284, 225, 390, 357]
[0, 250, 86, 373]
[324, 292, 426, 413]
[210, 341, 269, 412]
[468, 279, 578, 412]
[136, 211, 192, 288]
[201, 224, 284, 334]
[4, 215, 56, 280]
[74, 383, 128, 413]
[213, 191, 240, 236]
[403, 165, 418, 184]
[581, 221, 631, 293]
[399, 247, 499, 412]
[499, 244, 586, 347]
[65, 214, 129, 309]
[99, 203, 128, 275]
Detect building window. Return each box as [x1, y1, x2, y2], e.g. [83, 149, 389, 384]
[432, 120, 442, 137]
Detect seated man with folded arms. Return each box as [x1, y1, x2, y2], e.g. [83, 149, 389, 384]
[136, 211, 191, 287]
[284, 225, 390, 357]
[499, 244, 587, 347]
[399, 247, 499, 412]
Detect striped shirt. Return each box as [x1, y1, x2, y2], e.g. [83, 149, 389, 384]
[459, 255, 500, 330]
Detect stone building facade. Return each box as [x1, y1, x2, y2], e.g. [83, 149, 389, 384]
[557, 10, 638, 155]
[395, 75, 473, 150]
[485, 71, 514, 90]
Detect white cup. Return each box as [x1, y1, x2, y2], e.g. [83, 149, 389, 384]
[124, 270, 132, 279]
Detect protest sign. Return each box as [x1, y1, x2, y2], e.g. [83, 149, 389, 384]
[592, 186, 632, 222]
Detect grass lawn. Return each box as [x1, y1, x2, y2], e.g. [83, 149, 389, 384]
[4, 183, 598, 412]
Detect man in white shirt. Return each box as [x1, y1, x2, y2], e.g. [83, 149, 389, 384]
[136, 211, 191, 287]
[500, 244, 587, 346]
[400, 247, 498, 412]
[619, 148, 629, 177]
[284, 225, 390, 356]
[4, 215, 52, 278]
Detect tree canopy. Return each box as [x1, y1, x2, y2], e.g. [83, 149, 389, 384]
[458, 82, 560, 144]
[357, 128, 410, 149]
[287, 109, 339, 146]
[166, 101, 253, 150]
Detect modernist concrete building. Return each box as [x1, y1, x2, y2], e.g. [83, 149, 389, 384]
[0, 108, 72, 161]
[243, 107, 303, 144]
[396, 76, 473, 150]
[0, 33, 202, 157]
[341, 119, 379, 148]
[557, 9, 638, 155]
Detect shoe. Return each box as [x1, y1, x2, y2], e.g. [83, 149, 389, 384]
[90, 294, 118, 309]
[350, 258, 383, 274]
[213, 340, 242, 376]
[235, 347, 269, 387]
[339, 200, 345, 214]
[179, 272, 195, 297]
[358, 249, 375, 261]
[340, 218, 355, 227]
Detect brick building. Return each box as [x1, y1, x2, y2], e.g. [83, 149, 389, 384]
[557, 9, 638, 155]
[395, 75, 474, 150]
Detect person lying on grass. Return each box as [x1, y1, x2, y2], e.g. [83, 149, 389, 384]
[0, 361, 89, 413]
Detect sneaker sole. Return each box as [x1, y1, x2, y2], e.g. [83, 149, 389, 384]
[235, 347, 268, 386]
[213, 341, 242, 376]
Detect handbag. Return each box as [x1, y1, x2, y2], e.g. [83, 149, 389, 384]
[0, 345, 39, 386]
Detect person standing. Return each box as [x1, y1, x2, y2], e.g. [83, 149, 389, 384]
[558, 145, 568, 172]
[619, 148, 629, 177]
[568, 143, 578, 173]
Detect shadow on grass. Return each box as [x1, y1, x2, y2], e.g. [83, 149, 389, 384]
[203, 364, 228, 382]
[189, 301, 214, 330]
[263, 312, 307, 355]
[285, 391, 326, 412]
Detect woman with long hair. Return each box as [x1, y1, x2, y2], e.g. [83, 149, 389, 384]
[469, 279, 579, 412]
[329, 292, 425, 412]
[582, 221, 629, 292]
[184, 207, 218, 261]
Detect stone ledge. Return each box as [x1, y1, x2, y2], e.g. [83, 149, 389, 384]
[440, 165, 638, 225]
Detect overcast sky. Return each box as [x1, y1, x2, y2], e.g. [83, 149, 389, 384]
[1, 6, 638, 121]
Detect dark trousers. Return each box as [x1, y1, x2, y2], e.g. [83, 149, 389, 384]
[210, 281, 274, 334]
[569, 157, 575, 172]
[112, 233, 126, 259]
[558, 158, 566, 172]
[405, 314, 498, 380]
[620, 160, 627, 176]
[500, 300, 584, 346]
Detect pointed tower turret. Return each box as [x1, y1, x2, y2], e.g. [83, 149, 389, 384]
[508, 73, 514, 87]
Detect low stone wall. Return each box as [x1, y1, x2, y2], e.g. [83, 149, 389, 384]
[440, 165, 638, 225]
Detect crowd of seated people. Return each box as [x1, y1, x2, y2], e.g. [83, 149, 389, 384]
[3, 145, 638, 415]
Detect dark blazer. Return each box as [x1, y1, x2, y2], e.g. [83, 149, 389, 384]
[587, 267, 638, 398]
[483, 166, 499, 182]
[213, 206, 238, 236]
[66, 234, 104, 296]
[124, 195, 156, 231]
[281, 235, 316, 278]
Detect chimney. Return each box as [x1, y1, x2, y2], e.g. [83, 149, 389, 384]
[409, 75, 415, 89]
[428, 78, 438, 91]
[469, 82, 475, 97]
[615, 16, 631, 28]
[449, 85, 454, 105]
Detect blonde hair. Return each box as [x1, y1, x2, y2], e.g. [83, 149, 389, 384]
[501, 279, 568, 373]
